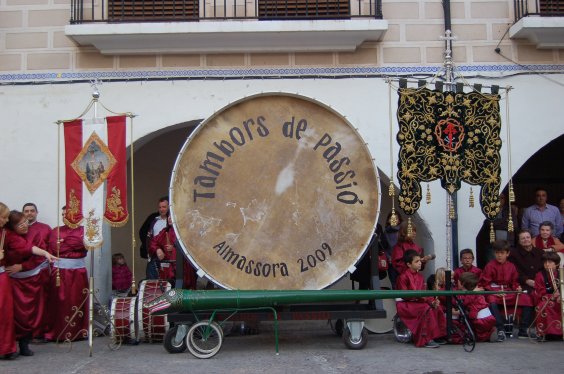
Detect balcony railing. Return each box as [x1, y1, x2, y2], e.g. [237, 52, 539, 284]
[70, 0, 383, 24]
[514, 0, 564, 22]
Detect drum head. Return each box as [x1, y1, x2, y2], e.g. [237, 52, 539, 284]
[171, 93, 379, 290]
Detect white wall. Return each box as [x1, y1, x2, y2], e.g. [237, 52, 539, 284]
[1, 74, 562, 278]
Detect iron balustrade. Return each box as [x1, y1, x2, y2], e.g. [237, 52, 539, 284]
[514, 0, 564, 22]
[69, 0, 383, 23]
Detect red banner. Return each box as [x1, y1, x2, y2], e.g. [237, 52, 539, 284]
[104, 115, 129, 226]
[63, 116, 129, 230]
[63, 120, 84, 227]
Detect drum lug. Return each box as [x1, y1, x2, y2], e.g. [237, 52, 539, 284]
[345, 320, 365, 342]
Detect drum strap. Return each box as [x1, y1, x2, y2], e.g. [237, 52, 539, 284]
[9, 260, 48, 279]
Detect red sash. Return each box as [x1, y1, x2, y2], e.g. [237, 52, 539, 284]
[534, 235, 555, 250]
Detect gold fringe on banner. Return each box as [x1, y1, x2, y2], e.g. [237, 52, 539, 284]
[469, 187, 475, 208]
[389, 207, 399, 227]
[426, 184, 431, 204]
[490, 222, 496, 243]
[449, 195, 456, 220]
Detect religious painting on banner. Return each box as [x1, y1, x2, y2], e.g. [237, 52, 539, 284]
[395, 87, 502, 222]
[63, 115, 129, 249]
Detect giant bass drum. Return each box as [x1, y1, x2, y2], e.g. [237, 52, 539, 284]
[170, 93, 380, 290]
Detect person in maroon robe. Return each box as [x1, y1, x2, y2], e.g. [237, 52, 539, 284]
[395, 250, 446, 348]
[453, 248, 482, 285]
[457, 272, 499, 342]
[0, 202, 17, 359]
[149, 216, 197, 289]
[533, 252, 562, 341]
[533, 221, 564, 252]
[21, 202, 51, 341]
[45, 210, 88, 342]
[3, 209, 56, 357]
[479, 240, 521, 341]
[391, 223, 434, 285]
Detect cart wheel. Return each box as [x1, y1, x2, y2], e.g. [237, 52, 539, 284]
[164, 324, 188, 354]
[186, 321, 223, 359]
[342, 325, 368, 350]
[334, 319, 344, 337]
[393, 314, 412, 343]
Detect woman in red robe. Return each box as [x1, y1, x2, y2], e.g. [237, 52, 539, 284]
[533, 252, 563, 340]
[395, 250, 446, 348]
[45, 220, 88, 342]
[0, 202, 17, 359]
[533, 221, 564, 253]
[150, 216, 197, 289]
[3, 209, 56, 357]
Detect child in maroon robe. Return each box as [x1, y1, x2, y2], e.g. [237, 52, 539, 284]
[479, 240, 521, 340]
[457, 272, 500, 342]
[453, 248, 482, 285]
[112, 252, 132, 294]
[533, 252, 562, 341]
[395, 250, 446, 348]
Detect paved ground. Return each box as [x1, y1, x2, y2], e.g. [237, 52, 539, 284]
[2, 321, 562, 374]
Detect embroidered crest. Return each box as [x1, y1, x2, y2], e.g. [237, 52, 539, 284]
[106, 186, 126, 221]
[71, 132, 116, 194]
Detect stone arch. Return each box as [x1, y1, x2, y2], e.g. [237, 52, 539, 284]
[111, 119, 201, 285]
[475, 134, 564, 268]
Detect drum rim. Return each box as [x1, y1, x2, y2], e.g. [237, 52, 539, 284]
[137, 280, 171, 341]
[169, 92, 381, 290]
[110, 297, 137, 340]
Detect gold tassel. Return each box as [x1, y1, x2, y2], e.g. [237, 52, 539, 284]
[407, 217, 413, 238]
[389, 208, 399, 227]
[388, 183, 395, 197]
[56, 268, 61, 287]
[130, 279, 137, 296]
[426, 184, 431, 204]
[449, 196, 456, 220]
[508, 183, 515, 203]
[508, 216, 514, 233]
[489, 222, 495, 243]
[469, 187, 475, 208]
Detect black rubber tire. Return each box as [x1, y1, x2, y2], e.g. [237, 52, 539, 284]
[393, 314, 412, 343]
[342, 326, 368, 350]
[164, 325, 187, 354]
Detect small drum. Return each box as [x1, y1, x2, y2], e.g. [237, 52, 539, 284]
[364, 287, 397, 334]
[557, 252, 564, 269]
[138, 279, 172, 343]
[110, 297, 137, 343]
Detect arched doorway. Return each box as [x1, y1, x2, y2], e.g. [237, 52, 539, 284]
[111, 120, 201, 284]
[476, 134, 564, 268]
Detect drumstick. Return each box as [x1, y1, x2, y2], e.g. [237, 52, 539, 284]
[512, 289, 520, 321]
[501, 285, 508, 321]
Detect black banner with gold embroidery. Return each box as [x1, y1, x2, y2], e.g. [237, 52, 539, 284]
[396, 87, 502, 221]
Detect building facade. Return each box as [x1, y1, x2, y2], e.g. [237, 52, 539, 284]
[1, 0, 563, 292]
